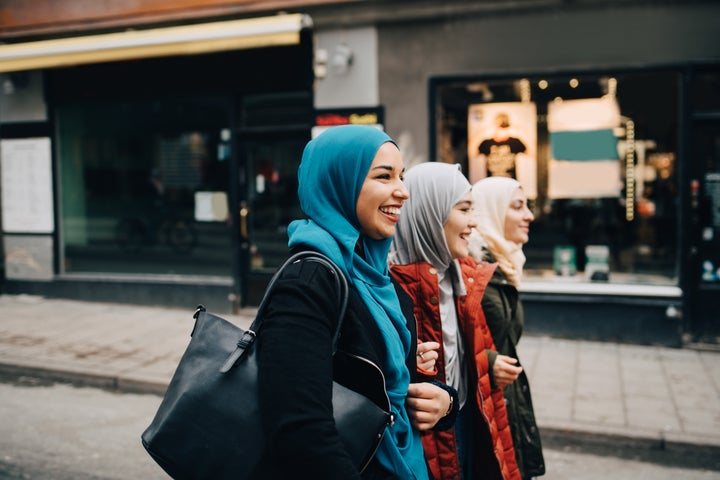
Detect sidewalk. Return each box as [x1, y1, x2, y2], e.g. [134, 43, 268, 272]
[1, 293, 719, 456]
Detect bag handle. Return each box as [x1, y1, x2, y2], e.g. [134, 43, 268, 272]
[196, 251, 349, 373]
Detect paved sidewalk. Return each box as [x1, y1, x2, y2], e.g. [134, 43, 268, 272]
[1, 293, 719, 457]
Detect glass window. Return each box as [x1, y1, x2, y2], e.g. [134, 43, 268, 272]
[56, 97, 233, 276]
[433, 69, 680, 286]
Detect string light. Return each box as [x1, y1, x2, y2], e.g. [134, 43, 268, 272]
[625, 119, 635, 221]
[520, 78, 531, 102]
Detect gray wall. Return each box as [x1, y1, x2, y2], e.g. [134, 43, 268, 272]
[0, 71, 47, 123]
[377, 2, 720, 163]
[314, 27, 379, 108]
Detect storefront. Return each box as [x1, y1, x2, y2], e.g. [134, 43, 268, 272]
[0, 14, 315, 312]
[355, 1, 720, 346]
[428, 65, 720, 345]
[1, 0, 718, 344]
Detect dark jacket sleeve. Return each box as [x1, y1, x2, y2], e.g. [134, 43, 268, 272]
[430, 381, 460, 431]
[481, 282, 510, 351]
[257, 259, 361, 479]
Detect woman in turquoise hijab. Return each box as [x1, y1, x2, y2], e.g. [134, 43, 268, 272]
[256, 125, 456, 479]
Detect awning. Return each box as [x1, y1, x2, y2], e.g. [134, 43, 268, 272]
[0, 13, 312, 73]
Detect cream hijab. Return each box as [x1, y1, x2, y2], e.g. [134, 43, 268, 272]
[469, 176, 526, 287]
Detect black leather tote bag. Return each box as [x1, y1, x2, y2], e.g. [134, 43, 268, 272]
[141, 251, 393, 480]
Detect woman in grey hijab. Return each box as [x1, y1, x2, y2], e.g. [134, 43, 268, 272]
[390, 162, 520, 480]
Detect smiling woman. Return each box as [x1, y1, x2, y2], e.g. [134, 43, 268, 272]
[255, 125, 456, 479]
[390, 162, 521, 480]
[356, 142, 409, 240]
[469, 176, 546, 479]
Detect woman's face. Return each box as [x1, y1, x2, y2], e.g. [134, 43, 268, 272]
[356, 142, 409, 240]
[443, 190, 477, 259]
[504, 187, 534, 244]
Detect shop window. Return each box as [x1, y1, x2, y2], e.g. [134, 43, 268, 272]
[433, 70, 680, 286]
[56, 96, 233, 276]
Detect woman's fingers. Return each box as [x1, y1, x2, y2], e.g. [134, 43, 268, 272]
[417, 341, 441, 369]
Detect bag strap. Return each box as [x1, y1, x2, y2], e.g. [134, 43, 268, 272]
[203, 251, 349, 373]
[255, 251, 348, 350]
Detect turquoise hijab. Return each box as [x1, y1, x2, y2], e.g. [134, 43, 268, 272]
[288, 125, 428, 479]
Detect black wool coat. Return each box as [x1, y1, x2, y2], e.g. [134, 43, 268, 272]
[254, 255, 427, 479]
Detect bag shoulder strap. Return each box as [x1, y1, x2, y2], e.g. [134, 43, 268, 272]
[204, 251, 349, 373]
[256, 251, 349, 351]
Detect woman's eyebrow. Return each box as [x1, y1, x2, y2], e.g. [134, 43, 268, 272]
[369, 165, 395, 172]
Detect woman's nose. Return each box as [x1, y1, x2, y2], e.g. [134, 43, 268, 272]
[395, 183, 410, 199]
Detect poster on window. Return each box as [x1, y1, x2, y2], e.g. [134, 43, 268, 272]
[467, 102, 537, 199]
[1, 138, 55, 233]
[546, 97, 622, 199]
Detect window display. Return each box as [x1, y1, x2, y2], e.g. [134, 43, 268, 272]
[468, 102, 537, 199]
[434, 70, 680, 286]
[546, 97, 621, 199]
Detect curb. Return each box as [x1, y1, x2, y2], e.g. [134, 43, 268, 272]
[3, 359, 720, 470]
[540, 427, 720, 471]
[0, 361, 167, 396]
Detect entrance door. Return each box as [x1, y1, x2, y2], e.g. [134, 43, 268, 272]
[235, 125, 311, 306]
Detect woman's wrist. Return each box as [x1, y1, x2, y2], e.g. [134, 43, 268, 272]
[443, 390, 454, 417]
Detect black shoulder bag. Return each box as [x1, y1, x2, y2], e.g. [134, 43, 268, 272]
[141, 251, 393, 479]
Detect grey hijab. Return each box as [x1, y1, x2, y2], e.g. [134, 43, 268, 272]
[391, 162, 472, 269]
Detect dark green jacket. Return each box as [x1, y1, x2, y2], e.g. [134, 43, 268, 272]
[483, 262, 546, 479]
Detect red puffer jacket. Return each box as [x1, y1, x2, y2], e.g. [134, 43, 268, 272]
[390, 257, 520, 480]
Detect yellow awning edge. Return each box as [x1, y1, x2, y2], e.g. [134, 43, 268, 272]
[0, 13, 312, 73]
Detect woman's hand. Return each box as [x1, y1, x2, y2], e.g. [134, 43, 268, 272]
[416, 341, 440, 371]
[493, 354, 522, 388]
[405, 382, 452, 431]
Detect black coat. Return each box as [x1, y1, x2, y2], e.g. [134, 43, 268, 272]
[254, 254, 429, 479]
[483, 265, 546, 479]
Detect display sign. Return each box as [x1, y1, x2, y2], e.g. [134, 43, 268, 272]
[553, 245, 577, 276]
[585, 245, 610, 281]
[312, 107, 385, 138]
[1, 137, 55, 233]
[467, 102, 537, 199]
[546, 97, 621, 199]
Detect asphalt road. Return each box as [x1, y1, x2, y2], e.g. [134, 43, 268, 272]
[0, 373, 718, 480]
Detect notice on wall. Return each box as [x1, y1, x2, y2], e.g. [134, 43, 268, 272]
[194, 191, 229, 222]
[1, 138, 55, 233]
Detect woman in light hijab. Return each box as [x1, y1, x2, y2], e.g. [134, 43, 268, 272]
[469, 176, 545, 480]
[256, 125, 456, 479]
[390, 162, 520, 480]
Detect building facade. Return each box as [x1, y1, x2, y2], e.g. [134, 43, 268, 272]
[1, 0, 718, 345]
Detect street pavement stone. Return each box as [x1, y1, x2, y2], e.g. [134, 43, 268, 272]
[1, 294, 719, 454]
